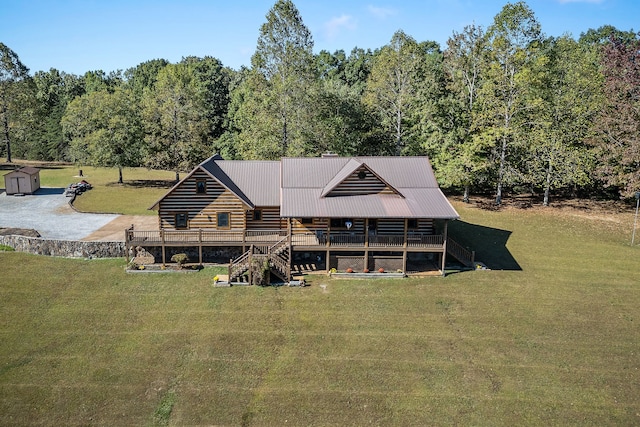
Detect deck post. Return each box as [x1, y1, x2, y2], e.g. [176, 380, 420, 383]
[161, 229, 166, 265]
[248, 244, 253, 285]
[287, 218, 292, 282]
[198, 229, 203, 265]
[364, 218, 369, 271]
[228, 258, 232, 283]
[441, 220, 448, 276]
[403, 219, 408, 274]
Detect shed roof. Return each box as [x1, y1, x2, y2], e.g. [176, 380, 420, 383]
[4, 166, 40, 177]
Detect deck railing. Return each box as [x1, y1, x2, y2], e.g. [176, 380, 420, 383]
[126, 228, 446, 249]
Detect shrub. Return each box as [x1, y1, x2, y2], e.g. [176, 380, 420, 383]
[346, 268, 353, 273]
[0, 244, 15, 252]
[378, 267, 385, 273]
[363, 268, 369, 273]
[171, 253, 189, 268]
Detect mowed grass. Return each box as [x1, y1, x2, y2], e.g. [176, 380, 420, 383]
[1, 202, 640, 425]
[33, 163, 176, 215]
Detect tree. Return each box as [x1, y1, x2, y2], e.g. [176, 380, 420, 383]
[525, 36, 602, 205]
[233, 0, 316, 159]
[434, 23, 491, 202]
[479, 1, 543, 205]
[591, 34, 640, 197]
[30, 69, 84, 161]
[62, 87, 143, 183]
[0, 43, 31, 162]
[364, 30, 427, 156]
[142, 63, 210, 179]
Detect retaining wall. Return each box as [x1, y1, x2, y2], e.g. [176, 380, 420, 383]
[0, 235, 125, 258]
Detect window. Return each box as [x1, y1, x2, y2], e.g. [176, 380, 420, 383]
[217, 212, 230, 229]
[407, 219, 418, 229]
[196, 179, 206, 194]
[175, 213, 188, 228]
[252, 210, 262, 221]
[330, 218, 353, 229]
[301, 218, 313, 225]
[330, 218, 345, 228]
[357, 170, 367, 180]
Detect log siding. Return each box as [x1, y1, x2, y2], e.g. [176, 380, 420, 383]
[158, 170, 247, 230]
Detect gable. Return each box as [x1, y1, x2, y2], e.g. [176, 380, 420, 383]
[321, 161, 402, 198]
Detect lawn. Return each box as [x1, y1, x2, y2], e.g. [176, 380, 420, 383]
[1, 198, 639, 424]
[2, 160, 177, 215]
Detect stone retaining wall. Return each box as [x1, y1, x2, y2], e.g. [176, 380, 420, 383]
[0, 235, 125, 258]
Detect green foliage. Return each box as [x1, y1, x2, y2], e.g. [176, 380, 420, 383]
[170, 253, 189, 268]
[153, 389, 176, 426]
[0, 244, 15, 251]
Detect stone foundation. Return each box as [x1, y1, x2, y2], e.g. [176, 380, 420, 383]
[0, 235, 125, 258]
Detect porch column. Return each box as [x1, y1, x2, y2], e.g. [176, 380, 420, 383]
[364, 218, 369, 271]
[326, 220, 331, 272]
[161, 229, 166, 265]
[403, 219, 408, 274]
[198, 229, 203, 265]
[441, 220, 448, 277]
[287, 218, 292, 281]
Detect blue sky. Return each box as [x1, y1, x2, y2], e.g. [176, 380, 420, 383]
[2, 0, 638, 75]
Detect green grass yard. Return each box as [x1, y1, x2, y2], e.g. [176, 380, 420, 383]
[34, 163, 176, 215]
[1, 175, 639, 424]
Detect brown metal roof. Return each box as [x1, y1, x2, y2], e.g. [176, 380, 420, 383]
[150, 155, 458, 219]
[281, 156, 458, 219]
[216, 160, 280, 207]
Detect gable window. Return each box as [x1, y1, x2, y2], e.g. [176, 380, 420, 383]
[252, 209, 262, 221]
[217, 212, 230, 229]
[175, 213, 188, 229]
[196, 179, 207, 194]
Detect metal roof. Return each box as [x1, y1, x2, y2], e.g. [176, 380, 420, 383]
[280, 156, 458, 219]
[216, 160, 280, 206]
[151, 154, 458, 219]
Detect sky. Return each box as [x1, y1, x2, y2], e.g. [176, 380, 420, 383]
[2, 0, 639, 75]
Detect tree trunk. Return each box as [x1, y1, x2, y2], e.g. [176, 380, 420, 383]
[118, 166, 123, 184]
[175, 171, 180, 182]
[2, 101, 11, 163]
[463, 184, 470, 203]
[543, 160, 552, 206]
[495, 136, 507, 205]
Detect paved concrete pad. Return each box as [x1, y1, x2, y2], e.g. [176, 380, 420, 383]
[0, 188, 119, 240]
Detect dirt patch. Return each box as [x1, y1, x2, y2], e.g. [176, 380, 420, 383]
[82, 215, 158, 242]
[452, 195, 634, 216]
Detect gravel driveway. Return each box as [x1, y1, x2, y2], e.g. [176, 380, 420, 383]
[0, 188, 119, 240]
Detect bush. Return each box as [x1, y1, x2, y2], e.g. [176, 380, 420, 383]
[170, 253, 189, 268]
[0, 244, 15, 252]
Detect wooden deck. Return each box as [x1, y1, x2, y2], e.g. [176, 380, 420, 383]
[125, 229, 446, 251]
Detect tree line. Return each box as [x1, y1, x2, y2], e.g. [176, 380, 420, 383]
[1, 0, 639, 204]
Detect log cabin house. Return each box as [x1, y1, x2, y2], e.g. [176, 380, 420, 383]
[127, 154, 473, 281]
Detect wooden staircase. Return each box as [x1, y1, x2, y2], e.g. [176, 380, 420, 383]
[446, 238, 475, 268]
[228, 237, 291, 284]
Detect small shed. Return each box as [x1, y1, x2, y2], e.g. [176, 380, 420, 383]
[3, 167, 41, 195]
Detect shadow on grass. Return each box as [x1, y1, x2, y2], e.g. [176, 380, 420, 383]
[105, 180, 176, 189]
[449, 220, 521, 271]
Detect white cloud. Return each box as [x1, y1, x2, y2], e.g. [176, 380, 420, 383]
[367, 5, 397, 19]
[324, 14, 357, 40]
